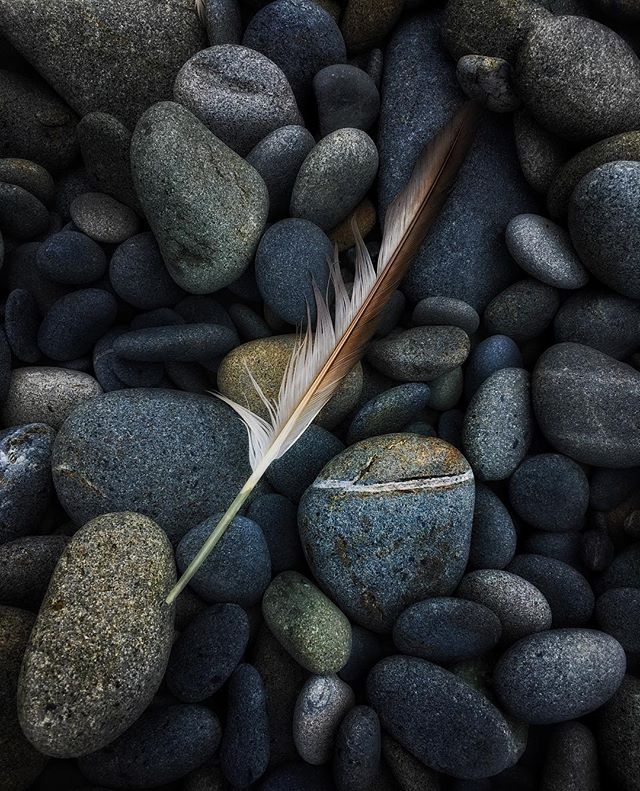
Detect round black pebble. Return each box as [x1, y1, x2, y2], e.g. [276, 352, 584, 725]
[36, 230, 107, 285]
[4, 288, 40, 363]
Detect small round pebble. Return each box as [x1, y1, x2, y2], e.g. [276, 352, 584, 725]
[38, 288, 118, 360]
[0, 182, 49, 239]
[293, 674, 355, 765]
[540, 721, 600, 791]
[333, 705, 381, 791]
[494, 628, 626, 724]
[4, 288, 40, 363]
[469, 484, 517, 570]
[464, 334, 523, 399]
[412, 296, 480, 336]
[346, 383, 430, 444]
[484, 279, 560, 342]
[0, 157, 54, 205]
[69, 191, 139, 244]
[313, 64, 380, 137]
[514, 109, 570, 195]
[37, 229, 108, 285]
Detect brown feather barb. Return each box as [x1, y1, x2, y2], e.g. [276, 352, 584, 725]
[166, 101, 479, 604]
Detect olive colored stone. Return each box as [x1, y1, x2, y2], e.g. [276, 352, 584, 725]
[262, 571, 352, 674]
[217, 335, 362, 429]
[340, 0, 404, 52]
[18, 512, 176, 758]
[329, 199, 377, 252]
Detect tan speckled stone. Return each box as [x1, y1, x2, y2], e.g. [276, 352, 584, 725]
[329, 198, 376, 251]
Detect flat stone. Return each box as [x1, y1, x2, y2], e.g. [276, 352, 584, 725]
[293, 674, 355, 764]
[0, 158, 54, 205]
[113, 323, 238, 363]
[70, 192, 139, 244]
[346, 383, 431, 445]
[514, 110, 570, 194]
[412, 296, 480, 336]
[483, 279, 560, 342]
[456, 55, 521, 113]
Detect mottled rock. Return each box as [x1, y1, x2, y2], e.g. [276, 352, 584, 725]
[4, 289, 40, 364]
[333, 705, 381, 790]
[313, 64, 380, 136]
[347, 383, 430, 445]
[412, 296, 480, 336]
[514, 110, 569, 194]
[469, 484, 517, 570]
[597, 675, 640, 791]
[37, 230, 108, 286]
[541, 722, 600, 791]
[0, 535, 69, 609]
[0, 157, 54, 205]
[199, 0, 241, 45]
[596, 588, 640, 655]
[293, 674, 355, 764]
[483, 279, 560, 342]
[340, 0, 403, 52]
[456, 55, 520, 113]
[464, 335, 523, 399]
[0, 182, 49, 240]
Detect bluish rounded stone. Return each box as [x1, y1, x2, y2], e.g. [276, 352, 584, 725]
[0, 535, 69, 609]
[508, 453, 589, 532]
[346, 383, 430, 445]
[0, 182, 49, 239]
[393, 597, 502, 663]
[299, 434, 474, 632]
[166, 603, 249, 702]
[228, 303, 271, 341]
[483, 279, 560, 343]
[494, 628, 626, 724]
[109, 232, 185, 310]
[258, 763, 334, 791]
[221, 664, 270, 787]
[175, 294, 235, 329]
[78, 705, 221, 787]
[37, 288, 118, 361]
[469, 483, 517, 570]
[464, 335, 523, 399]
[600, 543, 640, 592]
[255, 219, 333, 325]
[339, 624, 389, 684]
[508, 554, 594, 627]
[36, 230, 107, 285]
[176, 515, 271, 607]
[596, 587, 640, 655]
[4, 288, 40, 363]
[246, 493, 303, 572]
[523, 530, 582, 568]
[597, 675, 640, 791]
[438, 408, 464, 449]
[314, 64, 380, 137]
[113, 323, 238, 363]
[367, 655, 520, 779]
[412, 296, 480, 336]
[333, 706, 381, 790]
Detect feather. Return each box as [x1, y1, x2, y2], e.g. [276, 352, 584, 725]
[195, 0, 206, 26]
[166, 101, 479, 604]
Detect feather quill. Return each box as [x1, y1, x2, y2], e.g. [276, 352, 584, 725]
[166, 101, 479, 604]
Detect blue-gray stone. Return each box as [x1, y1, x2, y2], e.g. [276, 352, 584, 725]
[37, 230, 107, 285]
[113, 323, 238, 363]
[4, 288, 40, 363]
[597, 675, 640, 791]
[464, 335, 523, 399]
[333, 705, 381, 791]
[346, 383, 430, 445]
[258, 763, 334, 791]
[599, 544, 640, 592]
[379, 13, 538, 311]
[412, 296, 480, 336]
[596, 588, 640, 655]
[293, 674, 355, 765]
[367, 655, 520, 778]
[469, 484, 517, 570]
[314, 64, 380, 137]
[339, 624, 389, 684]
[483, 278, 560, 342]
[524, 530, 582, 568]
[246, 493, 303, 572]
[494, 628, 626, 724]
[299, 434, 474, 632]
[176, 515, 271, 607]
[540, 721, 600, 791]
[0, 535, 69, 609]
[200, 0, 241, 45]
[229, 303, 272, 341]
[0, 181, 49, 239]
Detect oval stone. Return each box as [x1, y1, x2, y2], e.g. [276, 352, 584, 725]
[299, 434, 474, 632]
[18, 512, 175, 758]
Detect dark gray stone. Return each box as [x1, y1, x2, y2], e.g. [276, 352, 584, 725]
[293, 674, 355, 765]
[382, 734, 441, 791]
[199, 0, 241, 45]
[483, 278, 560, 342]
[514, 110, 570, 194]
[541, 722, 599, 791]
[0, 182, 49, 240]
[596, 588, 640, 655]
[347, 383, 430, 445]
[314, 64, 380, 137]
[0, 157, 54, 205]
[0, 535, 69, 610]
[246, 492, 303, 572]
[4, 288, 40, 363]
[113, 323, 238, 363]
[69, 192, 139, 244]
[412, 296, 480, 336]
[37, 230, 107, 286]
[599, 544, 640, 592]
[456, 55, 521, 113]
[469, 483, 517, 570]
[464, 335, 523, 399]
[333, 706, 381, 791]
[597, 675, 640, 791]
[229, 303, 272, 341]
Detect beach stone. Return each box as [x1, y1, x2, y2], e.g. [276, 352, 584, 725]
[494, 628, 626, 724]
[0, 182, 49, 240]
[427, 367, 463, 412]
[113, 324, 238, 363]
[199, 0, 241, 45]
[547, 130, 640, 218]
[380, 15, 538, 312]
[412, 296, 480, 336]
[38, 289, 118, 361]
[506, 214, 588, 289]
[382, 735, 441, 791]
[18, 512, 175, 758]
[532, 342, 640, 467]
[393, 597, 502, 663]
[597, 675, 640, 791]
[329, 199, 377, 252]
[340, 0, 403, 52]
[78, 704, 220, 787]
[347, 383, 430, 445]
[255, 219, 333, 325]
[464, 335, 523, 399]
[229, 303, 272, 342]
[367, 655, 520, 778]
[217, 335, 362, 430]
[367, 326, 470, 382]
[339, 625, 387, 685]
[569, 161, 640, 299]
[483, 279, 560, 342]
[262, 571, 352, 674]
[333, 705, 381, 790]
[0, 157, 54, 205]
[0, 535, 69, 610]
[596, 588, 640, 655]
[509, 453, 589, 532]
[469, 484, 517, 570]
[221, 664, 270, 787]
[37, 230, 107, 286]
[166, 603, 249, 702]
[52, 389, 256, 544]
[69, 192, 139, 244]
[457, 569, 552, 643]
[541, 721, 599, 791]
[176, 515, 271, 607]
[174, 45, 302, 157]
[299, 434, 475, 632]
[293, 674, 355, 764]
[591, 0, 640, 21]
[515, 15, 640, 142]
[600, 544, 640, 592]
[247, 493, 303, 572]
[456, 56, 521, 113]
[247, 125, 316, 220]
[313, 64, 380, 136]
[0, 0, 205, 127]
[0, 70, 78, 173]
[514, 110, 569, 194]
[0, 606, 47, 791]
[259, 763, 335, 791]
[463, 368, 532, 481]
[242, 0, 346, 105]
[131, 101, 268, 294]
[4, 288, 40, 363]
[290, 128, 378, 231]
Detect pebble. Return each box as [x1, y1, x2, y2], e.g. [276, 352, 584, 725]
[483, 279, 560, 342]
[200, 0, 242, 45]
[0, 157, 54, 204]
[173, 45, 302, 157]
[382, 734, 441, 791]
[526, 530, 583, 568]
[597, 675, 640, 791]
[290, 128, 379, 231]
[509, 453, 589, 532]
[412, 296, 480, 336]
[242, 0, 347, 104]
[176, 515, 271, 607]
[569, 160, 640, 299]
[229, 303, 272, 341]
[513, 110, 570, 194]
[255, 218, 333, 325]
[51, 389, 255, 544]
[69, 192, 138, 244]
[77, 704, 220, 787]
[221, 664, 270, 787]
[113, 323, 237, 363]
[246, 493, 304, 571]
[340, 0, 404, 51]
[339, 625, 388, 684]
[37, 231, 107, 289]
[17, 512, 175, 757]
[464, 335, 523, 399]
[367, 326, 471, 382]
[313, 64, 380, 136]
[541, 721, 600, 791]
[262, 571, 352, 673]
[508, 554, 594, 627]
[456, 55, 521, 113]
[259, 763, 335, 791]
[4, 288, 40, 363]
[333, 705, 381, 791]
[590, 467, 640, 512]
[367, 655, 520, 778]
[515, 15, 640, 142]
[0, 181, 50, 239]
[299, 434, 474, 632]
[37, 288, 118, 361]
[0, 535, 69, 610]
[246, 125, 316, 220]
[463, 368, 532, 481]
[494, 628, 626, 724]
[131, 101, 268, 294]
[346, 383, 431, 444]
[293, 674, 355, 764]
[427, 367, 463, 411]
[532, 343, 640, 467]
[469, 484, 517, 570]
[600, 543, 640, 592]
[393, 597, 502, 663]
[457, 569, 552, 644]
[505, 214, 589, 289]
[596, 588, 640, 655]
